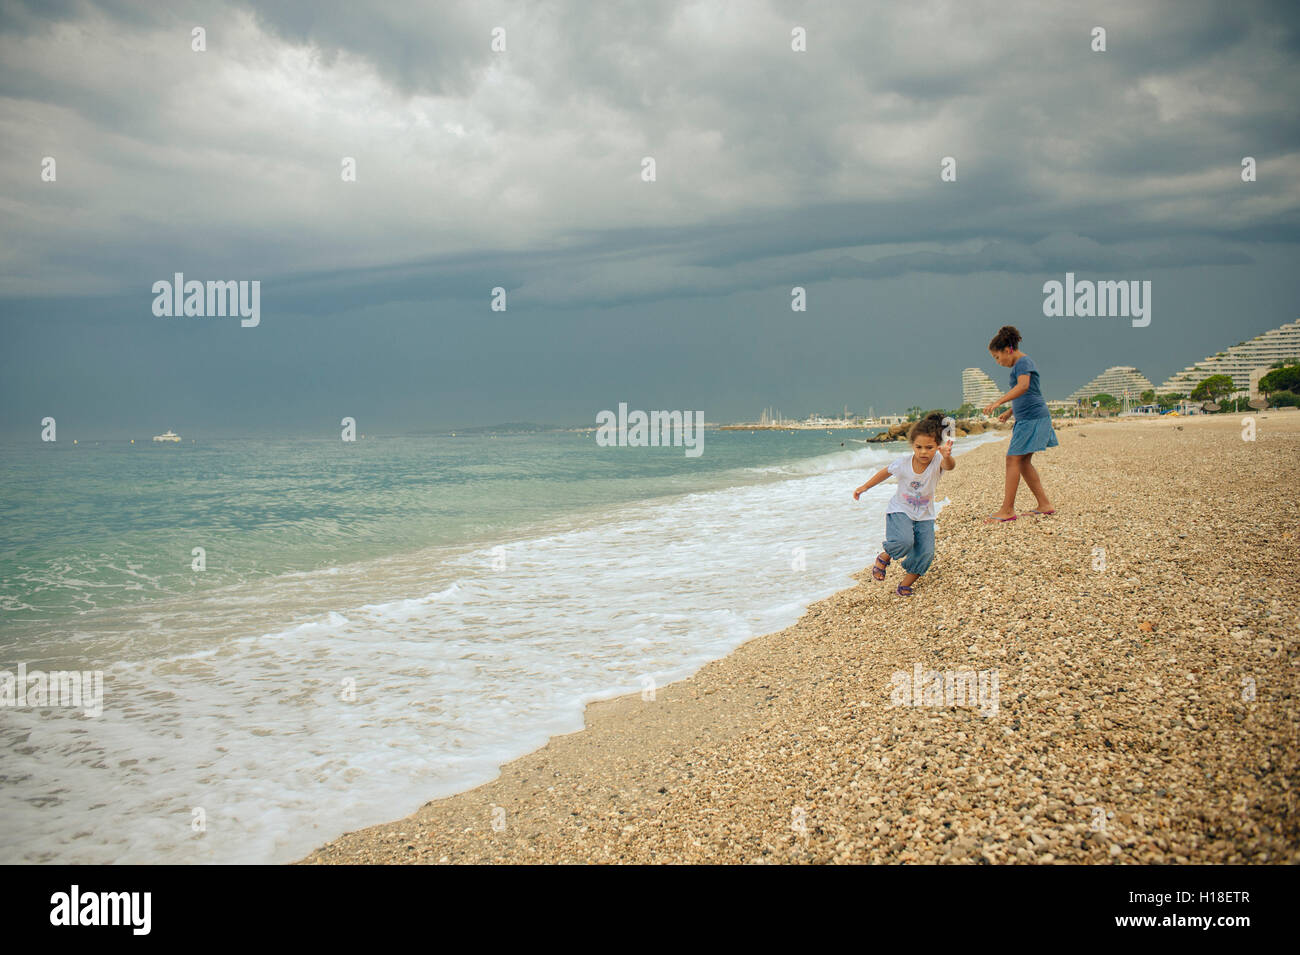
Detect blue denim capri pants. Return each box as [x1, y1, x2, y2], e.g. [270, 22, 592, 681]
[882, 512, 936, 576]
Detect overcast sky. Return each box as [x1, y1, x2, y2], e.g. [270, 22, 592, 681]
[2, 0, 1298, 436]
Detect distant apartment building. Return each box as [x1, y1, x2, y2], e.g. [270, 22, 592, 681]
[1157, 318, 1300, 395]
[961, 368, 1001, 408]
[1067, 366, 1155, 403]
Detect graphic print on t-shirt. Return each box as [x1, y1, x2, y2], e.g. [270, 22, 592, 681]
[903, 478, 927, 510]
[884, 452, 945, 521]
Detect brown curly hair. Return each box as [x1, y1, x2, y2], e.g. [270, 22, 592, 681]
[988, 325, 1022, 352]
[908, 412, 947, 445]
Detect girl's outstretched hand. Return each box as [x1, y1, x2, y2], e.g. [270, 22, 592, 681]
[939, 439, 954, 457]
[853, 489, 861, 501]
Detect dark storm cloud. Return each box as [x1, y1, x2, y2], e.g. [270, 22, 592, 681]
[1, 0, 1298, 433]
[3, 0, 1297, 300]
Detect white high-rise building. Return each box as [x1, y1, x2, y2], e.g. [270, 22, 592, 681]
[1157, 318, 1300, 395]
[961, 367, 1001, 408]
[1067, 366, 1155, 403]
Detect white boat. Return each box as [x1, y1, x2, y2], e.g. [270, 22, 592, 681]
[152, 430, 181, 443]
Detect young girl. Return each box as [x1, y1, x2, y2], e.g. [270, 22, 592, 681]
[853, 413, 955, 597]
[982, 325, 1058, 522]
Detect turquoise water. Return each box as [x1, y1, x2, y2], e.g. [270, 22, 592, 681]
[0, 430, 879, 633]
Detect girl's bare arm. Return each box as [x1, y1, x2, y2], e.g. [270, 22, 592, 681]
[854, 467, 892, 499]
[985, 374, 1031, 413]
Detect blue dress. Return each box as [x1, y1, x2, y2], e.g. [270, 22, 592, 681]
[1006, 355, 1059, 456]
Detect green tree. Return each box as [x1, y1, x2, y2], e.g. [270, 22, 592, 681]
[955, 403, 977, 419]
[905, 406, 923, 421]
[1157, 392, 1185, 411]
[1269, 390, 1300, 407]
[1091, 393, 1119, 414]
[1191, 374, 1234, 404]
[1140, 389, 1156, 405]
[1258, 363, 1300, 396]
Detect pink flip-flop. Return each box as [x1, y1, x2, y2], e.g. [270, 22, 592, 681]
[1024, 509, 1056, 515]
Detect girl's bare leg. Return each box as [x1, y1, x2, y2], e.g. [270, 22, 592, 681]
[989, 455, 1023, 519]
[1020, 454, 1054, 511]
[899, 572, 919, 587]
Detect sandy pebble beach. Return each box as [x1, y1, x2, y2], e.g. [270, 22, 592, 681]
[299, 413, 1299, 864]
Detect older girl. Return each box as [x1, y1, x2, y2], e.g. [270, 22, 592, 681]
[982, 325, 1057, 522]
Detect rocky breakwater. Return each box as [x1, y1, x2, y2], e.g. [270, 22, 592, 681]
[866, 418, 1010, 443]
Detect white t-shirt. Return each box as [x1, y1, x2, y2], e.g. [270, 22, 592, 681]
[885, 452, 944, 521]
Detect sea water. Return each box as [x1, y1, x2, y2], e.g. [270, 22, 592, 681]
[0, 428, 1003, 863]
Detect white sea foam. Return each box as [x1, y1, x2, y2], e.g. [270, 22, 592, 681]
[0, 433, 1004, 864]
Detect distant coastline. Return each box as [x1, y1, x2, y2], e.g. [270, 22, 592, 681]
[719, 423, 886, 432]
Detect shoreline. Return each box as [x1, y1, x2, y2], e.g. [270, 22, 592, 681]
[299, 413, 1298, 864]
